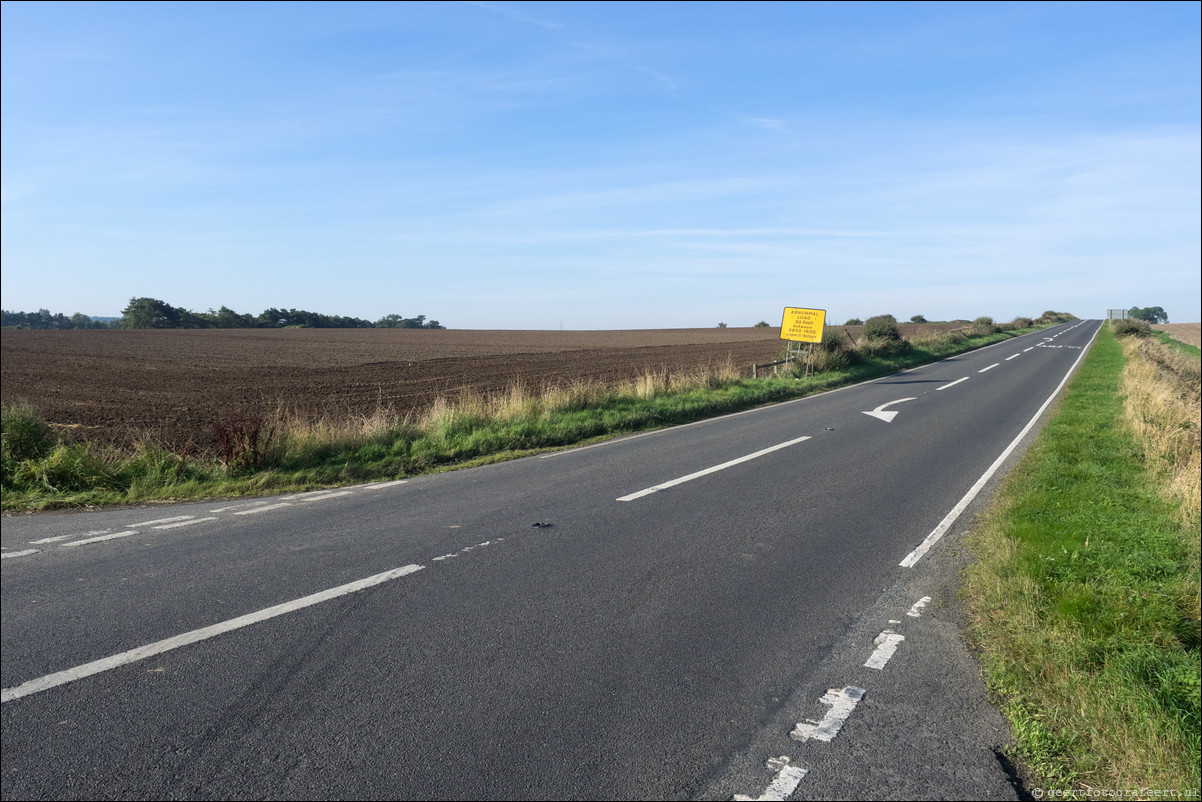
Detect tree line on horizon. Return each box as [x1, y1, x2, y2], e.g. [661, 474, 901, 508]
[1125, 305, 1169, 324]
[1, 298, 445, 330]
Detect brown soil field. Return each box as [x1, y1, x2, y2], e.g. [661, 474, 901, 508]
[1152, 323, 1202, 348]
[0, 324, 968, 450]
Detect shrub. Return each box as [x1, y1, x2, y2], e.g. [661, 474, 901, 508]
[22, 443, 112, 492]
[817, 326, 849, 352]
[859, 337, 911, 357]
[845, 318, 864, 326]
[1010, 317, 1033, 329]
[864, 314, 902, 341]
[212, 410, 276, 471]
[2, 402, 56, 462]
[971, 316, 998, 336]
[1112, 318, 1151, 338]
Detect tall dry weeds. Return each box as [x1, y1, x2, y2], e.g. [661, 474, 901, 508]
[1121, 337, 1201, 528]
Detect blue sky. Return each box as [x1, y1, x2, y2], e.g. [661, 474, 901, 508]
[2, 1, 1199, 329]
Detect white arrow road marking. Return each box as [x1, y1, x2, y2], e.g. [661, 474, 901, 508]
[861, 397, 917, 423]
[733, 758, 808, 802]
[790, 686, 866, 742]
[1, 564, 425, 704]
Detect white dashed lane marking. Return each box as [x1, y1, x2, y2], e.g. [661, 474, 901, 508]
[864, 630, 905, 670]
[790, 686, 866, 742]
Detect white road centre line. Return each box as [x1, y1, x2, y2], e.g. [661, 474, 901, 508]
[2, 549, 40, 559]
[790, 686, 866, 742]
[936, 377, 969, 391]
[132, 515, 194, 527]
[900, 324, 1098, 567]
[0, 564, 425, 704]
[733, 758, 808, 802]
[1005, 354, 1021, 360]
[617, 435, 812, 501]
[1023, 347, 1035, 352]
[864, 630, 906, 670]
[62, 530, 139, 548]
[978, 363, 1000, 373]
[153, 517, 218, 530]
[233, 502, 292, 515]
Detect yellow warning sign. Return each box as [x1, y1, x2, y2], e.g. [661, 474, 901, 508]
[779, 307, 826, 343]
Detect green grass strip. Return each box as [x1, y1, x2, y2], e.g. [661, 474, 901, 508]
[963, 325, 1201, 796]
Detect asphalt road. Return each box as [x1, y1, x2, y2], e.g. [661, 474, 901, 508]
[1, 320, 1100, 801]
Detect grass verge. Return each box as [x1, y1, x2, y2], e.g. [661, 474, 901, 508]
[962, 324, 1201, 797]
[3, 325, 1037, 511]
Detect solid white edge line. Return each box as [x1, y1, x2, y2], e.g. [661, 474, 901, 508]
[899, 322, 1100, 567]
[617, 435, 811, 501]
[0, 564, 425, 704]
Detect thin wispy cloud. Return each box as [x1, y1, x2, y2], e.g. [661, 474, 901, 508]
[467, 1, 564, 30]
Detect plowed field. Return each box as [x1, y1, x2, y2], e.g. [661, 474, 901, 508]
[2, 328, 787, 448]
[2, 324, 980, 450]
[1152, 323, 1202, 348]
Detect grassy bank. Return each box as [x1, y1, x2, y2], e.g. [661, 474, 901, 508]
[2, 324, 1042, 511]
[963, 323, 1200, 796]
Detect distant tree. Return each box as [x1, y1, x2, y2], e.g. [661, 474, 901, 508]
[717, 322, 728, 328]
[376, 313, 441, 329]
[754, 320, 770, 327]
[845, 318, 864, 326]
[1128, 306, 1168, 324]
[212, 306, 254, 328]
[121, 297, 181, 329]
[909, 314, 927, 324]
